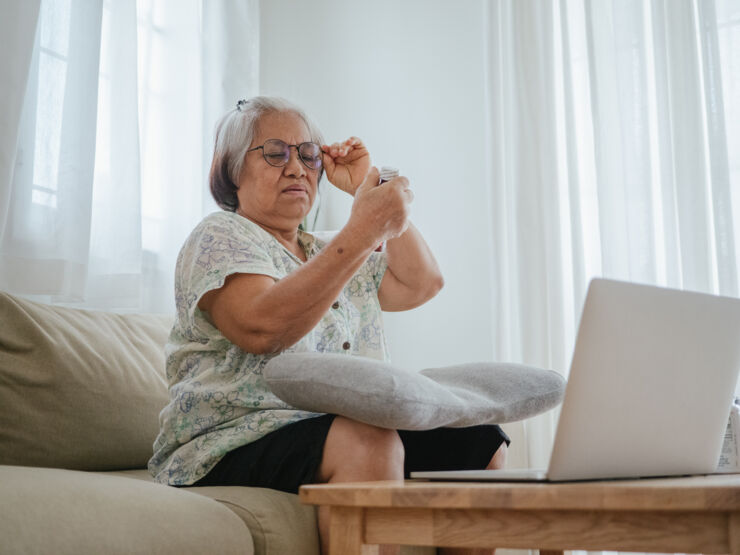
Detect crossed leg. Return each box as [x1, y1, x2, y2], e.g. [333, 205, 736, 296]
[315, 417, 508, 555]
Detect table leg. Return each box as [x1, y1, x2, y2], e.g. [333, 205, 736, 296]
[328, 506, 379, 555]
[731, 513, 740, 555]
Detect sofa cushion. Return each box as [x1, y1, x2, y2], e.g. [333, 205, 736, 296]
[104, 470, 319, 555]
[109, 469, 434, 555]
[0, 292, 171, 470]
[0, 465, 253, 555]
[265, 352, 566, 430]
[187, 486, 320, 555]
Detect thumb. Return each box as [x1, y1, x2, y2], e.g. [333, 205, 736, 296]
[356, 166, 380, 194]
[321, 146, 336, 174]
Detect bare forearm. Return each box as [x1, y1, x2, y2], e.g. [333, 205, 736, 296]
[247, 225, 376, 350]
[384, 222, 443, 293]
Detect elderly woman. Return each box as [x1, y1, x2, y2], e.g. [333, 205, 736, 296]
[149, 96, 509, 555]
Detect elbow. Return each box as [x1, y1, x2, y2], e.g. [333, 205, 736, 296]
[414, 272, 444, 306]
[379, 271, 445, 312]
[427, 272, 444, 300]
[247, 337, 285, 355]
[243, 330, 298, 355]
[230, 326, 289, 355]
[206, 298, 296, 355]
[433, 272, 444, 295]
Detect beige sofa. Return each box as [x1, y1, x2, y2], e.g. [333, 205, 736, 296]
[0, 292, 432, 554]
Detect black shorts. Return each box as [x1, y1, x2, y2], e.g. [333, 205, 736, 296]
[190, 414, 511, 494]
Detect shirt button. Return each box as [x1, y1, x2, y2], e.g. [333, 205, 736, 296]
[342, 341, 351, 350]
[332, 301, 340, 309]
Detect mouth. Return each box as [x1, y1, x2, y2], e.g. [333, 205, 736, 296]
[282, 184, 308, 195]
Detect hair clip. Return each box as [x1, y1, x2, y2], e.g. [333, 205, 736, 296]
[236, 99, 248, 112]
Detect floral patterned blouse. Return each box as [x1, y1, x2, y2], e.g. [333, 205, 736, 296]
[148, 211, 389, 485]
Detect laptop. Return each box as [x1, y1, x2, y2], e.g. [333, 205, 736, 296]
[411, 278, 740, 482]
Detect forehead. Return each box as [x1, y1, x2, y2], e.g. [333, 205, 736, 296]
[253, 111, 311, 144]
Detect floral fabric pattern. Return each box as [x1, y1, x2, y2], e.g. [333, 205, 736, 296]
[148, 211, 389, 485]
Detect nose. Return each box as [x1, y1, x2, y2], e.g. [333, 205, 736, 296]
[283, 146, 306, 177]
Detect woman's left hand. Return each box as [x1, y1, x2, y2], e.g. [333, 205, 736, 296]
[321, 137, 371, 196]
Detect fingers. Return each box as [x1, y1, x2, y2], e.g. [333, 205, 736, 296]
[388, 176, 409, 189]
[321, 149, 336, 173]
[397, 184, 414, 207]
[381, 176, 413, 202]
[321, 143, 346, 157]
[350, 167, 413, 244]
[357, 168, 413, 202]
[322, 137, 364, 158]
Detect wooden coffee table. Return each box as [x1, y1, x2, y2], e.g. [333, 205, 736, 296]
[300, 474, 740, 555]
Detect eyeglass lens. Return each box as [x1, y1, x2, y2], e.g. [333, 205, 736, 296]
[263, 139, 322, 170]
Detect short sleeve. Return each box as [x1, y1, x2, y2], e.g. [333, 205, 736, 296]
[366, 250, 389, 290]
[174, 213, 280, 338]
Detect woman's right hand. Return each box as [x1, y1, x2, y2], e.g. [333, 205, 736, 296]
[349, 167, 413, 246]
[321, 137, 371, 196]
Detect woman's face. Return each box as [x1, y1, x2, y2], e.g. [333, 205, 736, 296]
[236, 111, 319, 232]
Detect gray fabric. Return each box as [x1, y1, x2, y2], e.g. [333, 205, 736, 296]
[265, 353, 566, 430]
[0, 465, 253, 555]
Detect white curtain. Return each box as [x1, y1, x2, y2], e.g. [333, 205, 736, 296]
[0, 0, 259, 313]
[0, 0, 41, 244]
[487, 0, 740, 470]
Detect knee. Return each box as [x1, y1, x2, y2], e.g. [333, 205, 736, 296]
[487, 442, 508, 470]
[320, 417, 405, 482]
[348, 420, 405, 471]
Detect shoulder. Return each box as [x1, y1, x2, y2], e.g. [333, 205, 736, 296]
[180, 211, 277, 255]
[174, 212, 283, 285]
[191, 211, 265, 240]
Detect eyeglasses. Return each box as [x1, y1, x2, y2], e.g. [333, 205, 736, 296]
[247, 139, 323, 170]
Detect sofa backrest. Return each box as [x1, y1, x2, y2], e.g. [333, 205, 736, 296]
[0, 292, 172, 471]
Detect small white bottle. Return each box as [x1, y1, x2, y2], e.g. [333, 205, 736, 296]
[379, 166, 399, 185]
[375, 167, 400, 252]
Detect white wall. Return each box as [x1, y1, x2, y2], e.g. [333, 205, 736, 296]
[260, 0, 495, 370]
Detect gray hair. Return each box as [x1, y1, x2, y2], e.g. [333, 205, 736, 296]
[209, 96, 325, 211]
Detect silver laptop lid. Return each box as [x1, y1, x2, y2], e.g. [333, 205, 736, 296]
[548, 278, 740, 481]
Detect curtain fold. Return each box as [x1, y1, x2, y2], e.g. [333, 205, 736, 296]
[0, 0, 102, 300]
[87, 0, 142, 308]
[487, 0, 569, 468]
[656, 0, 717, 292]
[0, 0, 40, 231]
[697, 0, 737, 296]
